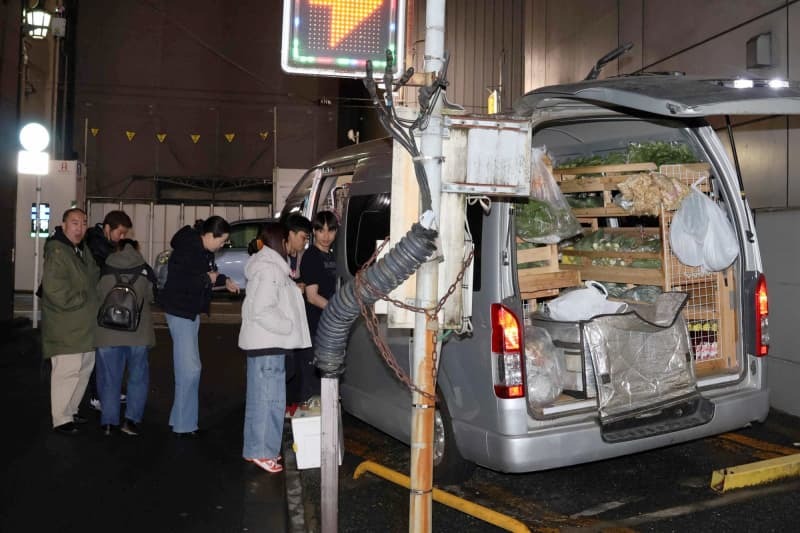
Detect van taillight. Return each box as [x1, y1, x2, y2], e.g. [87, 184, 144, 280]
[491, 304, 524, 398]
[755, 274, 769, 357]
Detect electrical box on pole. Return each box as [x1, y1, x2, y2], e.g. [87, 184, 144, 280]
[385, 113, 532, 330]
[281, 0, 406, 78]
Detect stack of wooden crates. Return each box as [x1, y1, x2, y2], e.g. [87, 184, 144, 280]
[518, 161, 739, 379]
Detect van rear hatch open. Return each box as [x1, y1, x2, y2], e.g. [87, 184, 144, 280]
[514, 76, 800, 117]
[511, 75, 796, 440]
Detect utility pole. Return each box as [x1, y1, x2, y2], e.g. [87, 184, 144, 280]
[409, 1, 445, 531]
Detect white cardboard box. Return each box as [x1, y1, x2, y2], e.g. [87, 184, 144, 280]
[290, 399, 344, 470]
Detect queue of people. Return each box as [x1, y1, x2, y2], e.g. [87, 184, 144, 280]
[40, 207, 340, 476]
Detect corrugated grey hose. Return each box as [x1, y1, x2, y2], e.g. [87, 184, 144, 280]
[314, 222, 439, 377]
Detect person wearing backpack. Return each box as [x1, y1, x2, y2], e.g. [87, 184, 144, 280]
[95, 239, 156, 436]
[239, 222, 310, 473]
[86, 210, 133, 412]
[158, 216, 240, 437]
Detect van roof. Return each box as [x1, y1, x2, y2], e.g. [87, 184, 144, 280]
[314, 138, 392, 170]
[514, 75, 800, 118]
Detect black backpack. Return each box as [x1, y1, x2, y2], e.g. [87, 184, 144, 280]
[97, 266, 144, 331]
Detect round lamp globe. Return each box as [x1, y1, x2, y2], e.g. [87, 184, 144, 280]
[19, 123, 50, 152]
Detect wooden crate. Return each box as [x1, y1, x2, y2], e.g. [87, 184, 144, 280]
[554, 162, 738, 378]
[554, 163, 658, 217]
[517, 243, 581, 300]
[662, 207, 738, 376]
[560, 227, 665, 286]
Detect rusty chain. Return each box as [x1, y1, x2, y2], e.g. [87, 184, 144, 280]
[353, 236, 475, 401]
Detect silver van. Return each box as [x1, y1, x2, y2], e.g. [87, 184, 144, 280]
[281, 76, 794, 482]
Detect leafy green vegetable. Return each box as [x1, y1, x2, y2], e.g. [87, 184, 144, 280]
[556, 141, 698, 169]
[515, 199, 581, 244]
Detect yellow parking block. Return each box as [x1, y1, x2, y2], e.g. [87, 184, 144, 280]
[711, 453, 800, 493]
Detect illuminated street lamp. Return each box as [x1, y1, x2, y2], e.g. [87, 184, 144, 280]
[18, 122, 50, 328]
[24, 7, 52, 39]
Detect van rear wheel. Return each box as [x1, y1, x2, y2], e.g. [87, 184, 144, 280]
[433, 396, 475, 485]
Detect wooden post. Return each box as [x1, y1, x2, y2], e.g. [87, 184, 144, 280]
[320, 377, 340, 533]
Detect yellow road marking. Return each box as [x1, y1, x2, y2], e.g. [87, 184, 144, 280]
[354, 460, 532, 532]
[716, 432, 800, 457]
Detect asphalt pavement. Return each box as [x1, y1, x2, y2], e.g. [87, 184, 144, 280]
[0, 318, 292, 533]
[4, 307, 800, 533]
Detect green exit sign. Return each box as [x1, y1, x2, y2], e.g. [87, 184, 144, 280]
[281, 0, 406, 78]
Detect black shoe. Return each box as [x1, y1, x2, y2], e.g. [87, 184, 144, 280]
[174, 429, 202, 439]
[102, 424, 119, 436]
[121, 419, 139, 436]
[73, 414, 88, 424]
[54, 422, 79, 435]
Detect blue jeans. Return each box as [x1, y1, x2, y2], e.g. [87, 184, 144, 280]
[166, 313, 201, 433]
[243, 355, 285, 459]
[95, 345, 149, 426]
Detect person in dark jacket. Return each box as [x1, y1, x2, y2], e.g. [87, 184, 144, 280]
[297, 210, 339, 406]
[41, 208, 100, 435]
[85, 210, 132, 411]
[95, 239, 156, 437]
[158, 216, 240, 436]
[86, 210, 132, 268]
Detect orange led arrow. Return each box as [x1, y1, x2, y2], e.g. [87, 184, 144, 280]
[309, 0, 383, 48]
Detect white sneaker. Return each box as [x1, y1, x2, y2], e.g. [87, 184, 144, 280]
[89, 398, 102, 411]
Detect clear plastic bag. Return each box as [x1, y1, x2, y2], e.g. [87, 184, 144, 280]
[670, 179, 738, 272]
[525, 327, 563, 407]
[516, 147, 582, 244]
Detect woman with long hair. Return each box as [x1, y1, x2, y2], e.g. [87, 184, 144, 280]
[239, 222, 310, 473]
[159, 216, 240, 437]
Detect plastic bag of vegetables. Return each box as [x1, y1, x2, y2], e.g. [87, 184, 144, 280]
[525, 327, 564, 407]
[516, 148, 582, 244]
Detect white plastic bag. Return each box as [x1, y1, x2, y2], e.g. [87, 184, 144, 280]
[546, 281, 624, 322]
[669, 193, 704, 267]
[670, 179, 738, 272]
[702, 193, 739, 271]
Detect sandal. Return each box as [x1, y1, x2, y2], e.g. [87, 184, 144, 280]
[246, 457, 283, 473]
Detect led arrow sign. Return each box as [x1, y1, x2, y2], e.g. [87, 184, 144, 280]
[281, 0, 406, 78]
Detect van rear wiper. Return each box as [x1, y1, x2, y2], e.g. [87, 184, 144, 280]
[584, 42, 634, 80]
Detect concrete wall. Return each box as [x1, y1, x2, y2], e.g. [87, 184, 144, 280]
[522, 0, 800, 416]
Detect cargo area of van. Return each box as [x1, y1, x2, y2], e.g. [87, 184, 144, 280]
[516, 117, 747, 422]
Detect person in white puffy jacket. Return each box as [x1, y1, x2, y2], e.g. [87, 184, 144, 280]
[238, 222, 311, 474]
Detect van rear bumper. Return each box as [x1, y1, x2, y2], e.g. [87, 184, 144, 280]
[453, 387, 770, 473]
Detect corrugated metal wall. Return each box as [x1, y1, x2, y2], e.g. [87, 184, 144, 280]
[402, 0, 526, 114]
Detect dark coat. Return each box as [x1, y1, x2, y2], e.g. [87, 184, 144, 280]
[157, 226, 227, 319]
[85, 223, 114, 268]
[41, 227, 100, 358]
[95, 244, 156, 348]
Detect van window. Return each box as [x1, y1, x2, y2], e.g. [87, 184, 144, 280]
[317, 174, 353, 221]
[466, 202, 483, 291]
[281, 168, 319, 219]
[227, 222, 262, 249]
[345, 193, 391, 275]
